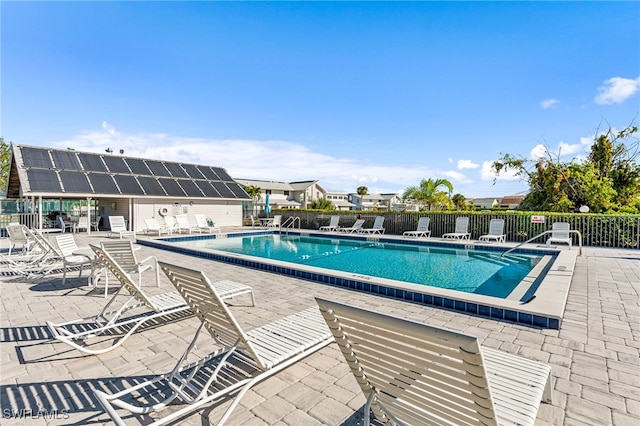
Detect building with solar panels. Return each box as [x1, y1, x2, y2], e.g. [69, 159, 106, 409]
[3, 144, 251, 232]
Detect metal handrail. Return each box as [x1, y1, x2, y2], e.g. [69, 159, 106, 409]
[281, 216, 300, 231]
[502, 229, 582, 256]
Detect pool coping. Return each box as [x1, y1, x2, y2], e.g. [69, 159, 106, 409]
[138, 230, 577, 329]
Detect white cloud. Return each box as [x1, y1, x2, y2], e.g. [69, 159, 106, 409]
[540, 99, 559, 109]
[480, 160, 520, 182]
[594, 76, 640, 105]
[52, 124, 443, 194]
[530, 144, 548, 160]
[457, 159, 478, 170]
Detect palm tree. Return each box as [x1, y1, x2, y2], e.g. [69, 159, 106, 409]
[402, 178, 454, 210]
[451, 193, 467, 210]
[357, 186, 368, 195]
[244, 185, 262, 216]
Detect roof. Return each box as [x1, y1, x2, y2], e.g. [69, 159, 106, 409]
[6, 144, 251, 201]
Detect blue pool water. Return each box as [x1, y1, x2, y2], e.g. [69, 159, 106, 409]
[176, 234, 543, 298]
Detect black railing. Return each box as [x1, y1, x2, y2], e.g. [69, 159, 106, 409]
[278, 210, 640, 249]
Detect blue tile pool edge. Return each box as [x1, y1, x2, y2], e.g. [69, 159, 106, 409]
[139, 231, 563, 329]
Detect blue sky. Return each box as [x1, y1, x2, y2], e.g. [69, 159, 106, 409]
[2, 1, 639, 198]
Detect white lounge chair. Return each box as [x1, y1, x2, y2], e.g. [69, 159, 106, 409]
[101, 240, 160, 290]
[163, 215, 180, 233]
[194, 214, 221, 234]
[546, 222, 572, 248]
[1, 227, 61, 277]
[442, 216, 471, 240]
[46, 245, 255, 355]
[479, 218, 506, 243]
[55, 234, 97, 286]
[5, 223, 35, 256]
[358, 216, 385, 234]
[107, 216, 136, 239]
[94, 261, 331, 425]
[143, 218, 171, 236]
[316, 298, 552, 426]
[175, 214, 201, 234]
[337, 218, 365, 233]
[403, 217, 431, 238]
[319, 215, 340, 231]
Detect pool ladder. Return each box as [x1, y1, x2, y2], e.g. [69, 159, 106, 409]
[280, 216, 301, 233]
[502, 229, 582, 256]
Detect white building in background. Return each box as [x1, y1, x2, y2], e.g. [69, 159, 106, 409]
[348, 193, 403, 211]
[324, 191, 356, 211]
[234, 179, 327, 211]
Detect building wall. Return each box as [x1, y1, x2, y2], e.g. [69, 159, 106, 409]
[101, 198, 244, 232]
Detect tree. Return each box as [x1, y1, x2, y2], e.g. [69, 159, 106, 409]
[243, 185, 262, 216]
[491, 122, 639, 213]
[309, 198, 334, 210]
[357, 186, 368, 195]
[402, 178, 454, 210]
[0, 137, 11, 195]
[451, 193, 468, 210]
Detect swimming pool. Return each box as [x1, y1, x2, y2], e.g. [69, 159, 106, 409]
[176, 234, 545, 299]
[139, 230, 577, 329]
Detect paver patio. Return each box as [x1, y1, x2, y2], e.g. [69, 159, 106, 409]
[1, 230, 638, 425]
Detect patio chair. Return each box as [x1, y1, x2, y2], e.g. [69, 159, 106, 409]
[1, 227, 61, 277]
[57, 216, 74, 233]
[319, 215, 340, 231]
[74, 216, 90, 233]
[143, 218, 171, 236]
[479, 218, 506, 243]
[163, 215, 180, 233]
[337, 218, 365, 233]
[6, 223, 35, 256]
[194, 214, 221, 234]
[46, 245, 255, 355]
[442, 216, 471, 240]
[175, 214, 201, 234]
[316, 298, 552, 426]
[266, 214, 282, 229]
[94, 261, 331, 425]
[55, 233, 97, 286]
[546, 222, 572, 248]
[403, 217, 431, 238]
[358, 216, 385, 234]
[100, 240, 160, 290]
[107, 216, 136, 239]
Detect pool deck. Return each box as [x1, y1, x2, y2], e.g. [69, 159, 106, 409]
[1, 229, 639, 425]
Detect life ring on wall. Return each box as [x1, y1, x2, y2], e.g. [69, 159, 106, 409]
[159, 207, 169, 216]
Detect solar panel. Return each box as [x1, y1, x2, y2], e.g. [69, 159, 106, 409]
[197, 166, 220, 180]
[26, 169, 61, 192]
[227, 182, 250, 198]
[79, 153, 108, 172]
[103, 156, 131, 174]
[114, 175, 145, 195]
[158, 178, 186, 197]
[126, 158, 152, 175]
[59, 171, 92, 193]
[181, 164, 204, 179]
[164, 162, 188, 178]
[211, 181, 235, 198]
[145, 160, 172, 177]
[213, 167, 233, 181]
[138, 176, 167, 196]
[51, 151, 81, 170]
[194, 181, 221, 197]
[21, 147, 53, 168]
[87, 173, 120, 194]
[176, 179, 204, 197]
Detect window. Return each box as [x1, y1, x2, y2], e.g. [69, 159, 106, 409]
[284, 191, 289, 196]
